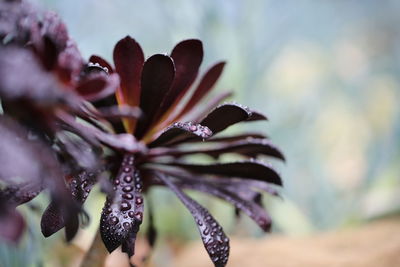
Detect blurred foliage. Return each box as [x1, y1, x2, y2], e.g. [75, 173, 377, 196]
[3, 0, 400, 266]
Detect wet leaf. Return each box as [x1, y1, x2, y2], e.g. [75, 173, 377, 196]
[41, 171, 96, 238]
[149, 122, 212, 148]
[177, 179, 272, 231]
[89, 55, 114, 74]
[100, 154, 144, 254]
[200, 103, 260, 135]
[157, 173, 229, 267]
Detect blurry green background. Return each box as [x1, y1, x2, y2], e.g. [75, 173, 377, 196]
[3, 0, 400, 266]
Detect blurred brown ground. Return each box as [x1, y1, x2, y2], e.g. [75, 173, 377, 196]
[173, 218, 400, 267]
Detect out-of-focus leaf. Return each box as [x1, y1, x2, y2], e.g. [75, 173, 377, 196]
[96, 105, 142, 121]
[56, 40, 84, 85]
[57, 111, 144, 153]
[100, 154, 144, 254]
[135, 54, 175, 139]
[113, 36, 144, 133]
[75, 73, 119, 102]
[148, 122, 212, 148]
[40, 11, 69, 51]
[41, 171, 96, 237]
[0, 115, 50, 203]
[0, 47, 70, 104]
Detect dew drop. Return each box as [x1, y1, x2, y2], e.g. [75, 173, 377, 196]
[135, 196, 143, 205]
[189, 125, 197, 131]
[122, 193, 133, 200]
[114, 179, 120, 185]
[135, 212, 143, 221]
[122, 185, 133, 192]
[120, 201, 131, 211]
[124, 176, 133, 183]
[128, 211, 135, 218]
[109, 216, 119, 225]
[123, 167, 131, 173]
[123, 222, 130, 229]
[203, 127, 212, 136]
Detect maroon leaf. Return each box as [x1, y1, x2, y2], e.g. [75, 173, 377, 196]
[113, 36, 145, 133]
[56, 40, 84, 85]
[200, 103, 262, 135]
[151, 168, 280, 197]
[149, 122, 213, 148]
[152, 138, 284, 161]
[40, 11, 69, 51]
[247, 110, 268, 121]
[100, 154, 144, 254]
[177, 133, 268, 145]
[156, 39, 203, 118]
[96, 105, 142, 120]
[177, 179, 272, 232]
[163, 160, 282, 186]
[207, 133, 268, 143]
[75, 73, 119, 102]
[57, 111, 144, 153]
[135, 54, 175, 139]
[89, 55, 114, 74]
[41, 171, 96, 238]
[156, 173, 229, 267]
[177, 61, 225, 119]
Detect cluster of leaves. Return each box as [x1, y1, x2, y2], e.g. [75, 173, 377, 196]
[0, 1, 284, 266]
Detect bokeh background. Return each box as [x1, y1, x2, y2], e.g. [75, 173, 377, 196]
[2, 0, 400, 266]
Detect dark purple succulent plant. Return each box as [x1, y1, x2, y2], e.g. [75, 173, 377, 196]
[0, 1, 284, 267]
